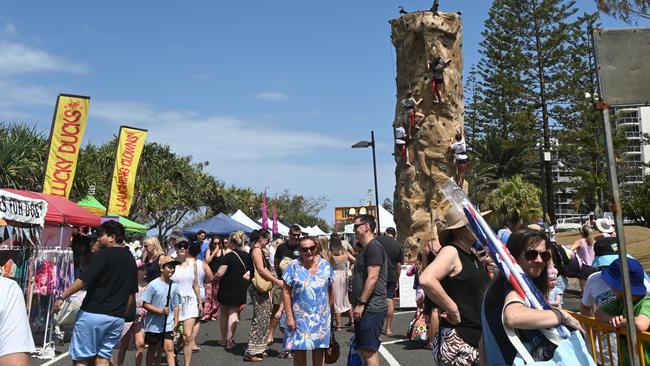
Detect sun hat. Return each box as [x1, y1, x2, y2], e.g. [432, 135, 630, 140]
[595, 218, 615, 234]
[601, 257, 647, 296]
[440, 206, 492, 232]
[547, 267, 558, 279]
[159, 255, 180, 269]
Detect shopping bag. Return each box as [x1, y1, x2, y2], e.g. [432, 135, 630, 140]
[347, 336, 364, 366]
[407, 309, 428, 343]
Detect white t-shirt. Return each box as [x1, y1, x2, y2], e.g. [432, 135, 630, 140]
[451, 139, 468, 160]
[395, 127, 406, 141]
[0, 277, 36, 356]
[582, 271, 650, 309]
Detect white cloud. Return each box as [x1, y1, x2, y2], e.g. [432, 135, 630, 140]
[253, 92, 289, 101]
[0, 23, 17, 38]
[91, 100, 347, 163]
[0, 40, 90, 75]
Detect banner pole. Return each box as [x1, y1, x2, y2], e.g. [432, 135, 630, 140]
[106, 127, 124, 215]
[41, 95, 62, 191]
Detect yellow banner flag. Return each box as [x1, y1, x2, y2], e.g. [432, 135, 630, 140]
[43, 94, 90, 198]
[107, 126, 147, 217]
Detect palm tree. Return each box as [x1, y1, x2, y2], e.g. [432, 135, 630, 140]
[0, 122, 47, 191]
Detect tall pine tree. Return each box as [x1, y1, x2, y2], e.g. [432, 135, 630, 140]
[471, 0, 586, 220]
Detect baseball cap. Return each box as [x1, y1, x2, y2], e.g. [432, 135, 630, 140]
[602, 257, 647, 296]
[592, 237, 619, 268]
[159, 256, 180, 269]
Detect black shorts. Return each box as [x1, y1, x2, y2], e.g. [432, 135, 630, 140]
[386, 282, 397, 299]
[145, 331, 173, 345]
[456, 158, 468, 166]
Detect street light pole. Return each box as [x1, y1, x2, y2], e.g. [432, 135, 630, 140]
[371, 131, 380, 236]
[351, 130, 381, 236]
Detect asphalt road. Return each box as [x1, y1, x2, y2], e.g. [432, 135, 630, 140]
[29, 288, 584, 366]
[30, 303, 429, 366]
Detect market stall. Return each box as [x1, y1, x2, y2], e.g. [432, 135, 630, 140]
[2, 188, 101, 358]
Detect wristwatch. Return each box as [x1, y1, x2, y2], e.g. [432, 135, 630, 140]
[358, 299, 367, 306]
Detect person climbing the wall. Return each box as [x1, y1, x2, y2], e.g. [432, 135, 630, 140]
[400, 90, 424, 139]
[394, 122, 412, 167]
[428, 57, 451, 103]
[450, 130, 468, 187]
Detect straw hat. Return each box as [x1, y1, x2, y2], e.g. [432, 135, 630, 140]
[439, 206, 492, 233]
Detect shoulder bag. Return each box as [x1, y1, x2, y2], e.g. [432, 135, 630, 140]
[325, 325, 340, 364]
[250, 247, 274, 293]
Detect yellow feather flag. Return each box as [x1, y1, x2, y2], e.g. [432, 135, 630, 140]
[107, 126, 147, 217]
[42, 94, 90, 198]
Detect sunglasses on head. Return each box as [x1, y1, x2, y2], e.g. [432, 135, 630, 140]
[300, 245, 317, 253]
[524, 249, 551, 262]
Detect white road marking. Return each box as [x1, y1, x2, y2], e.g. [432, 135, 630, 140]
[393, 310, 416, 316]
[381, 339, 408, 345]
[39, 351, 69, 366]
[379, 345, 402, 366]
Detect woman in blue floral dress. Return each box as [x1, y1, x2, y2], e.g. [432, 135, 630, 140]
[282, 236, 334, 366]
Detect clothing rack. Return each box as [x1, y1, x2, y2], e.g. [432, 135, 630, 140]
[30, 248, 73, 359]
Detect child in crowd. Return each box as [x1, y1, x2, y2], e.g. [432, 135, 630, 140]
[143, 256, 181, 366]
[277, 257, 294, 359]
[547, 267, 563, 308]
[595, 258, 650, 366]
[115, 260, 149, 366]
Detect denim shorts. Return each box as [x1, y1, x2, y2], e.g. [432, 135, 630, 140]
[354, 311, 386, 352]
[69, 310, 124, 360]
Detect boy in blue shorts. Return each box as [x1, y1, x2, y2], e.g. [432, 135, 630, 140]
[143, 256, 181, 366]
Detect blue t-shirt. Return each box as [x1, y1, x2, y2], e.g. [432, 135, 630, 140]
[198, 242, 210, 261]
[142, 278, 180, 333]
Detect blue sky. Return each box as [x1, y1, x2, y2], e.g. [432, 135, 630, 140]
[1, 1, 645, 224]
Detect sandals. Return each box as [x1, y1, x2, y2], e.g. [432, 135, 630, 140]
[243, 355, 263, 362]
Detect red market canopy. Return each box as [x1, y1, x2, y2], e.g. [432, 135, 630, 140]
[2, 189, 101, 227]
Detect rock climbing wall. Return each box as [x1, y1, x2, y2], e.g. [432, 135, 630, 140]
[389, 11, 464, 260]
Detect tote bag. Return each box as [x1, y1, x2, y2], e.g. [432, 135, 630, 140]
[502, 300, 596, 365]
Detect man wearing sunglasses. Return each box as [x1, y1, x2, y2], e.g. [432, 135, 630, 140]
[350, 215, 387, 366]
[268, 224, 303, 346]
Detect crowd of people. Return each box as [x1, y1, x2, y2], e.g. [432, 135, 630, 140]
[2, 212, 650, 366]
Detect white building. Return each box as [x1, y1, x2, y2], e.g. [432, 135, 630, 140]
[615, 106, 650, 187]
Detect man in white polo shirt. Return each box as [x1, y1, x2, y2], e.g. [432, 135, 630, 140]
[0, 276, 35, 366]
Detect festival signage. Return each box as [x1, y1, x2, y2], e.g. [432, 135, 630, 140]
[42, 94, 90, 198]
[0, 190, 48, 227]
[107, 126, 147, 217]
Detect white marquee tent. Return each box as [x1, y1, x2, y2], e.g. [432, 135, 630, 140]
[258, 218, 290, 236]
[230, 210, 262, 230]
[344, 205, 396, 234]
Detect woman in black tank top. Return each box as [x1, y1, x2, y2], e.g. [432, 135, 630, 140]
[420, 207, 490, 366]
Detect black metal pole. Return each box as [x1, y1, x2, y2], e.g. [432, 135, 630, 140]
[371, 130, 380, 236]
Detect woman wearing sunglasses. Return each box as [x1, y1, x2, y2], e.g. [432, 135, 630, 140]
[282, 236, 334, 366]
[481, 229, 584, 365]
[419, 207, 490, 366]
[170, 239, 201, 366]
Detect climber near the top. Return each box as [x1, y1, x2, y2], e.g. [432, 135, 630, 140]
[428, 57, 451, 103]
